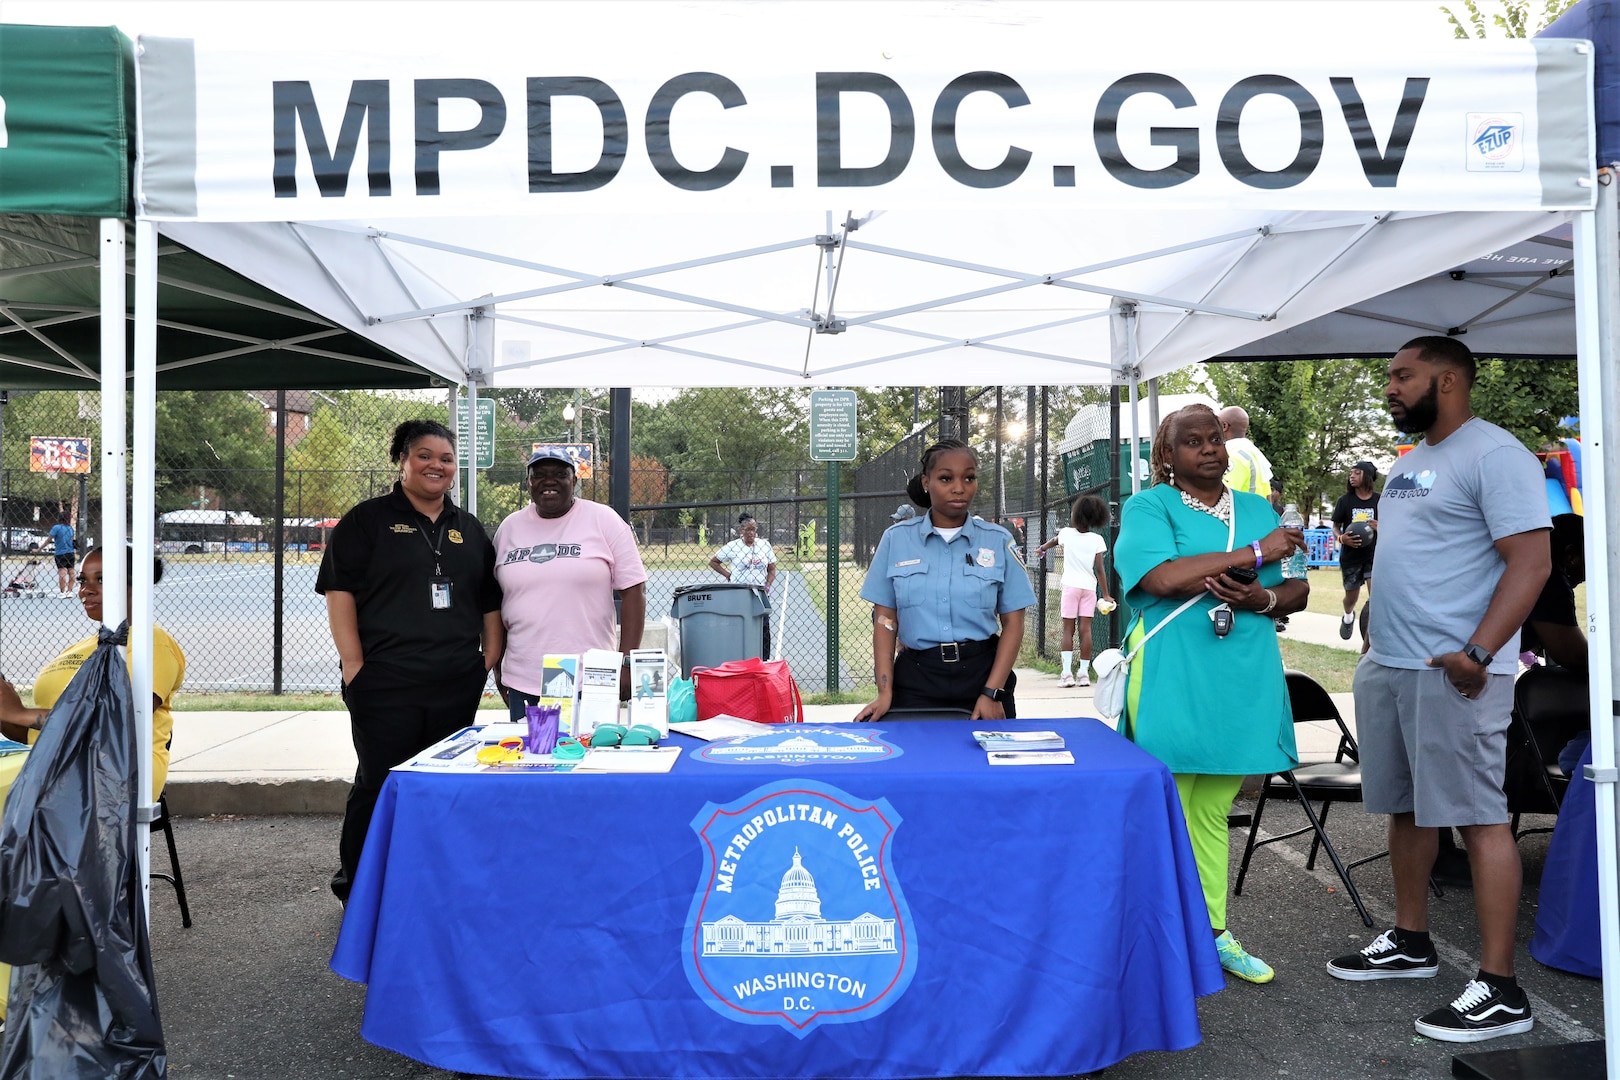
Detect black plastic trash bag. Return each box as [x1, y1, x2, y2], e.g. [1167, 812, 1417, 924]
[0, 623, 165, 1079]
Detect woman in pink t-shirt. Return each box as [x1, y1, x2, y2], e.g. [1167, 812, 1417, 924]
[494, 446, 648, 720]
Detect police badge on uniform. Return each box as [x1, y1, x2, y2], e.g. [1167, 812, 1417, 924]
[683, 779, 917, 1037]
[976, 547, 995, 567]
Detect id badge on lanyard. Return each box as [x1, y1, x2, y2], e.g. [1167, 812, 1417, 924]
[420, 518, 453, 612]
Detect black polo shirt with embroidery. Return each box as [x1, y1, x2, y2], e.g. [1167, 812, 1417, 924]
[316, 482, 502, 682]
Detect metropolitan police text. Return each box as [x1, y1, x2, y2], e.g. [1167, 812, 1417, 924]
[715, 802, 883, 893]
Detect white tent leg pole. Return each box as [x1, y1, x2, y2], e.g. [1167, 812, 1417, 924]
[466, 381, 479, 517]
[1125, 305, 1141, 495]
[133, 219, 157, 917]
[99, 219, 127, 614]
[465, 306, 493, 517]
[1573, 185, 1620, 1078]
[1147, 378, 1160, 439]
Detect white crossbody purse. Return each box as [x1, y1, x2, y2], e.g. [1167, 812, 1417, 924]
[1093, 505, 1236, 721]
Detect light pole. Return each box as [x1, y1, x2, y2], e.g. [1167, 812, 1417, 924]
[1002, 419, 1025, 526]
[563, 392, 582, 444]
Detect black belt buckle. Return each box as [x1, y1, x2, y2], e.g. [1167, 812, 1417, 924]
[940, 642, 960, 663]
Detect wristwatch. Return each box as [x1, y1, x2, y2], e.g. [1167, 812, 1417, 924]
[981, 687, 1005, 702]
[1463, 643, 1494, 668]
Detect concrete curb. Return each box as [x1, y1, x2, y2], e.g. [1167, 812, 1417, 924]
[167, 777, 351, 817]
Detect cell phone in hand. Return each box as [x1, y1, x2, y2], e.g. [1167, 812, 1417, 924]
[1224, 565, 1258, 586]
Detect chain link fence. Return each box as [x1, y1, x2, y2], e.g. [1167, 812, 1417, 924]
[0, 385, 1101, 697]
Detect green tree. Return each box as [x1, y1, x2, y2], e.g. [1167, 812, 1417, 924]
[637, 387, 810, 507]
[152, 391, 277, 516]
[285, 413, 363, 519]
[1442, 0, 1577, 39]
[1239, 360, 1320, 508]
[1472, 358, 1580, 450]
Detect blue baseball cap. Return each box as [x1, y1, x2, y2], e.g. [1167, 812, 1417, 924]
[527, 446, 576, 469]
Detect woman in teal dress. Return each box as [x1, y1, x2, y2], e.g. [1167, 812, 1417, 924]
[1113, 404, 1309, 984]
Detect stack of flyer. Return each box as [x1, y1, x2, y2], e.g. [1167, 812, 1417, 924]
[974, 730, 1074, 765]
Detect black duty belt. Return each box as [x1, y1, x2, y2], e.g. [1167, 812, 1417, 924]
[925, 636, 999, 663]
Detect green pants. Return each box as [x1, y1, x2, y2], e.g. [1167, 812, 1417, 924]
[1173, 772, 1244, 932]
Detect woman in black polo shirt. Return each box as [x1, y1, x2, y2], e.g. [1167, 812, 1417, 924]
[317, 419, 504, 904]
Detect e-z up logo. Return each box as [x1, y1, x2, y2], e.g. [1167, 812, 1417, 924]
[1466, 112, 1523, 173]
[682, 780, 916, 1037]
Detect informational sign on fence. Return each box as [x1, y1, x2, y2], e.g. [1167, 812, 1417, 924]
[453, 398, 496, 469]
[29, 436, 91, 473]
[809, 390, 857, 462]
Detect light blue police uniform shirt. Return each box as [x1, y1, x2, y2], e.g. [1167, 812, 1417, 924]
[860, 515, 1036, 650]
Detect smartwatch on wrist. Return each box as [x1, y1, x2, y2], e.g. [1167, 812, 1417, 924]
[1463, 643, 1494, 668]
[981, 687, 1005, 703]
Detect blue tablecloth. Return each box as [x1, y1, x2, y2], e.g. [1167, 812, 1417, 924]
[331, 718, 1222, 1078]
[1530, 739, 1600, 977]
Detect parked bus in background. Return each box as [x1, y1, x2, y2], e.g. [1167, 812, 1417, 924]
[157, 509, 263, 554]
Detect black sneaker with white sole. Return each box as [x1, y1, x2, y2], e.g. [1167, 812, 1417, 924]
[1415, 979, 1534, 1042]
[1327, 929, 1440, 980]
[1339, 613, 1355, 639]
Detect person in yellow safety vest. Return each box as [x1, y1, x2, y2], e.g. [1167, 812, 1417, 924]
[1219, 406, 1274, 499]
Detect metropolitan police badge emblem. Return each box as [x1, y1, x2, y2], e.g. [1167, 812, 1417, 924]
[976, 547, 995, 567]
[692, 727, 901, 767]
[447, 529, 464, 544]
[683, 779, 917, 1037]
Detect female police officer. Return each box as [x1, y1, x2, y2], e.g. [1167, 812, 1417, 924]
[855, 438, 1035, 721]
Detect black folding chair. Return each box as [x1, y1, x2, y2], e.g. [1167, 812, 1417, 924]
[1236, 671, 1404, 927]
[150, 793, 193, 928]
[1505, 664, 1585, 839]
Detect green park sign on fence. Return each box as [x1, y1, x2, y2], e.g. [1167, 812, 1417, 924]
[453, 398, 496, 469]
[809, 390, 857, 462]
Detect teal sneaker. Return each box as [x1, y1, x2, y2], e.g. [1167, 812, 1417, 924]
[1215, 930, 1275, 984]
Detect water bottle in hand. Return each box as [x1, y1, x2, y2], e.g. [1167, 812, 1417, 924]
[1279, 503, 1308, 579]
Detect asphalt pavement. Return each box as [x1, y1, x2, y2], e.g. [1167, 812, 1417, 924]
[150, 805, 1604, 1080]
[92, 609, 1620, 1077]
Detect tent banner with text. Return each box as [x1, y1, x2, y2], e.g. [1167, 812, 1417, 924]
[135, 3, 1594, 221]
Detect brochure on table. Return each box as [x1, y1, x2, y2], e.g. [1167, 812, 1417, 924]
[540, 654, 578, 736]
[576, 648, 623, 735]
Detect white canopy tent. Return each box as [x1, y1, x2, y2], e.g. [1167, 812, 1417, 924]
[116, 2, 1620, 1071]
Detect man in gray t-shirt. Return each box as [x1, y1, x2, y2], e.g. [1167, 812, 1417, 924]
[1368, 428, 1549, 673]
[1327, 336, 1550, 1045]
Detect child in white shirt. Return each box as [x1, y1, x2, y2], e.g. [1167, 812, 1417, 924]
[1037, 494, 1113, 687]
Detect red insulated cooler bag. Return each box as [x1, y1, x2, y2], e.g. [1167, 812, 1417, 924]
[692, 657, 803, 724]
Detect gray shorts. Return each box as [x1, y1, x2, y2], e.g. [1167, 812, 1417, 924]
[1353, 659, 1513, 827]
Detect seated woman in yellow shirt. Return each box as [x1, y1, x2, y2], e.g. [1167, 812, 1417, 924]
[0, 545, 185, 1033]
[0, 546, 186, 791]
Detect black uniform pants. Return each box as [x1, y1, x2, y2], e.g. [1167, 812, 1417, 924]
[333, 664, 488, 901]
[891, 637, 1017, 717]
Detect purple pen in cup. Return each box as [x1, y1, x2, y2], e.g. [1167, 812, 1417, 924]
[526, 703, 561, 755]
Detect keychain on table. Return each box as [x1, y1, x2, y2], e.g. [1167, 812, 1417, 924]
[476, 738, 525, 765]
